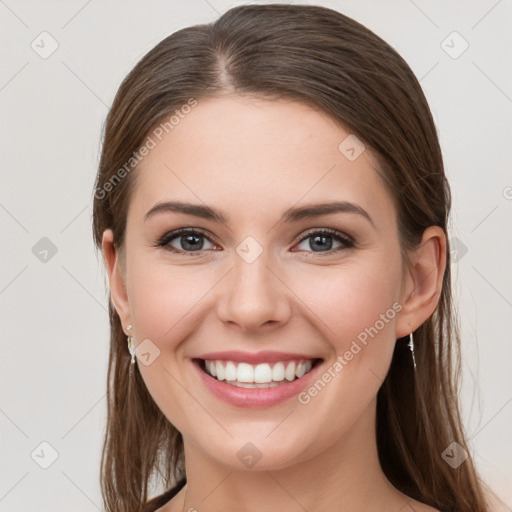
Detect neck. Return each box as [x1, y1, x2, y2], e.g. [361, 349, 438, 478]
[176, 398, 408, 512]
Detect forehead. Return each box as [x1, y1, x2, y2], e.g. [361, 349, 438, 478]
[129, 95, 396, 229]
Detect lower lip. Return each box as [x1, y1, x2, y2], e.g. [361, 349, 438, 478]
[192, 359, 323, 408]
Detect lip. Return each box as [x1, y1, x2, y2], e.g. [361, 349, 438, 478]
[192, 357, 324, 408]
[195, 350, 319, 364]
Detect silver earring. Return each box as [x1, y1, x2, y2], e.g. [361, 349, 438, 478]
[126, 325, 136, 364]
[408, 332, 417, 370]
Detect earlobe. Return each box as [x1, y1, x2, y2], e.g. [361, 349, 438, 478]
[101, 229, 131, 331]
[395, 226, 447, 339]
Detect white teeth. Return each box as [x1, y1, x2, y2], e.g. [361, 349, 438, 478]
[224, 361, 237, 381]
[215, 361, 225, 381]
[203, 359, 317, 384]
[237, 363, 254, 383]
[254, 363, 272, 383]
[229, 381, 280, 388]
[285, 361, 296, 381]
[272, 362, 285, 381]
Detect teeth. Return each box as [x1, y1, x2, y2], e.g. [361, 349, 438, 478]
[285, 361, 296, 381]
[215, 361, 225, 381]
[203, 359, 315, 384]
[238, 362, 255, 383]
[229, 381, 280, 388]
[272, 362, 285, 382]
[254, 363, 272, 383]
[225, 361, 237, 381]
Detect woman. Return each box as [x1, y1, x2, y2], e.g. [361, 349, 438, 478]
[92, 4, 490, 511]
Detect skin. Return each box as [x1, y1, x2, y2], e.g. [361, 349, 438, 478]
[102, 95, 445, 512]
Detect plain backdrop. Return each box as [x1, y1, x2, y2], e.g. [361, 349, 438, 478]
[0, 1, 511, 510]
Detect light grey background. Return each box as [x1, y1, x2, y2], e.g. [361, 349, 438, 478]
[1, 0, 511, 510]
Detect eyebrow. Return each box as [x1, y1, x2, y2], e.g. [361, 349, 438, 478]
[144, 200, 375, 228]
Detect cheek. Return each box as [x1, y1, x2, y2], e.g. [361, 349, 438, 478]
[300, 255, 401, 357]
[125, 258, 216, 428]
[287, 258, 402, 438]
[127, 256, 216, 344]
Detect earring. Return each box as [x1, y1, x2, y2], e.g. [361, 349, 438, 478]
[408, 332, 417, 370]
[126, 325, 136, 364]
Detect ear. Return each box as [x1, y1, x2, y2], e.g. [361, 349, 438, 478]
[101, 229, 132, 333]
[395, 226, 447, 339]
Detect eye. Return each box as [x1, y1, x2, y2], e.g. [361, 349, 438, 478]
[292, 228, 354, 254]
[154, 227, 355, 255]
[154, 228, 218, 254]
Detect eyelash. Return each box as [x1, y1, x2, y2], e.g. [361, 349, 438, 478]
[153, 227, 355, 256]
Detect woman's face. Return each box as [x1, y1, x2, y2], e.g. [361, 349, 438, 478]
[105, 95, 418, 470]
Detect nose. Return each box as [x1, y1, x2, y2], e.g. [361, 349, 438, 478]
[216, 247, 292, 333]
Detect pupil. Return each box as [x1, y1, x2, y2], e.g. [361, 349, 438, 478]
[182, 234, 203, 251]
[310, 235, 332, 252]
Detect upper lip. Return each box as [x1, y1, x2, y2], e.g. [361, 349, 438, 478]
[194, 351, 321, 364]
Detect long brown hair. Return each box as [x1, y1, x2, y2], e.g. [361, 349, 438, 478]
[92, 4, 489, 511]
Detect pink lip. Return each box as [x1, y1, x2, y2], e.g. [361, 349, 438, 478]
[192, 358, 323, 408]
[195, 350, 318, 364]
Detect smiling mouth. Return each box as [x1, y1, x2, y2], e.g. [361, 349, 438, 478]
[195, 358, 323, 388]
